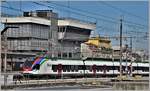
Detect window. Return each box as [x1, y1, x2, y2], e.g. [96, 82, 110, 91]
[90, 66, 92, 72]
[71, 65, 74, 71]
[86, 66, 90, 70]
[75, 65, 78, 72]
[78, 65, 83, 70]
[32, 64, 40, 70]
[69, 53, 72, 58]
[63, 53, 67, 58]
[63, 65, 66, 72]
[67, 65, 70, 72]
[52, 65, 57, 72]
[141, 67, 149, 72]
[58, 53, 61, 58]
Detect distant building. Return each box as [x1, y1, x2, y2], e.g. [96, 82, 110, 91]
[84, 36, 111, 48]
[132, 50, 149, 62]
[1, 10, 96, 71]
[81, 37, 112, 59]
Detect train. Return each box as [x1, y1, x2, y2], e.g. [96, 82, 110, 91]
[22, 57, 149, 78]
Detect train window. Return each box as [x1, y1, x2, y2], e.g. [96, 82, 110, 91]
[134, 66, 142, 71]
[63, 53, 67, 58]
[71, 65, 74, 71]
[78, 65, 82, 70]
[133, 66, 149, 72]
[63, 65, 66, 72]
[99, 66, 103, 71]
[69, 53, 72, 58]
[89, 66, 92, 71]
[96, 66, 100, 71]
[32, 64, 40, 70]
[145, 67, 149, 72]
[142, 67, 149, 72]
[133, 66, 137, 70]
[52, 65, 57, 72]
[107, 66, 111, 70]
[83, 65, 86, 70]
[67, 65, 70, 72]
[75, 65, 78, 72]
[112, 66, 115, 70]
[86, 66, 90, 70]
[107, 66, 109, 72]
[117, 66, 120, 70]
[122, 66, 125, 71]
[132, 68, 135, 71]
[96, 66, 98, 71]
[58, 54, 61, 58]
[96, 66, 100, 72]
[117, 67, 120, 71]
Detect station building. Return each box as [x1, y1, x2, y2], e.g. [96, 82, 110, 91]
[1, 10, 96, 71]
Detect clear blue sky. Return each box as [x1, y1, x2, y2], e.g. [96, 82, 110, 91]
[1, 1, 148, 51]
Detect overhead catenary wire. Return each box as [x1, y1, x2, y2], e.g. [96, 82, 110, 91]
[46, 1, 148, 28]
[39, 1, 148, 38]
[1, 1, 147, 29]
[99, 1, 148, 21]
[46, 1, 117, 21]
[1, 2, 147, 41]
[1, 5, 24, 13]
[1, 1, 148, 40]
[34, 1, 119, 24]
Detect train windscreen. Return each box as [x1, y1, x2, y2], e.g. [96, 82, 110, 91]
[22, 60, 34, 71]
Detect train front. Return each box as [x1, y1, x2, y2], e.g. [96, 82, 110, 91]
[22, 57, 49, 75]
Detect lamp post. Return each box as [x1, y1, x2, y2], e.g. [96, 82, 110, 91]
[112, 49, 114, 75]
[0, 28, 1, 75]
[125, 44, 128, 76]
[119, 18, 123, 77]
[83, 59, 86, 78]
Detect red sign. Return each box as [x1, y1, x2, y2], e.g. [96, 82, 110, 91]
[57, 64, 62, 75]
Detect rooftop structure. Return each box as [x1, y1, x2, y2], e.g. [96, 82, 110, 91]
[85, 37, 111, 48]
[81, 37, 112, 59]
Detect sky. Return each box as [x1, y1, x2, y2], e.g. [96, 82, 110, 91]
[1, 0, 149, 51]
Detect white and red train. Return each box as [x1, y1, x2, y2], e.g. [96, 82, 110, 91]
[22, 57, 149, 78]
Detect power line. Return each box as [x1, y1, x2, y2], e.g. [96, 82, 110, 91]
[1, 1, 147, 29]
[33, 1, 117, 24]
[99, 1, 148, 21]
[46, 1, 147, 28]
[1, 5, 24, 13]
[2, 2, 147, 39]
[47, 1, 117, 21]
[32, 2, 54, 10]
[1, 1, 148, 34]
[1, 2, 116, 30]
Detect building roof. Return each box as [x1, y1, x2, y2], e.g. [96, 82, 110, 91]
[1, 17, 96, 30]
[85, 37, 111, 47]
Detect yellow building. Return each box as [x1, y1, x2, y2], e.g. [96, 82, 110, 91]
[85, 37, 111, 48]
